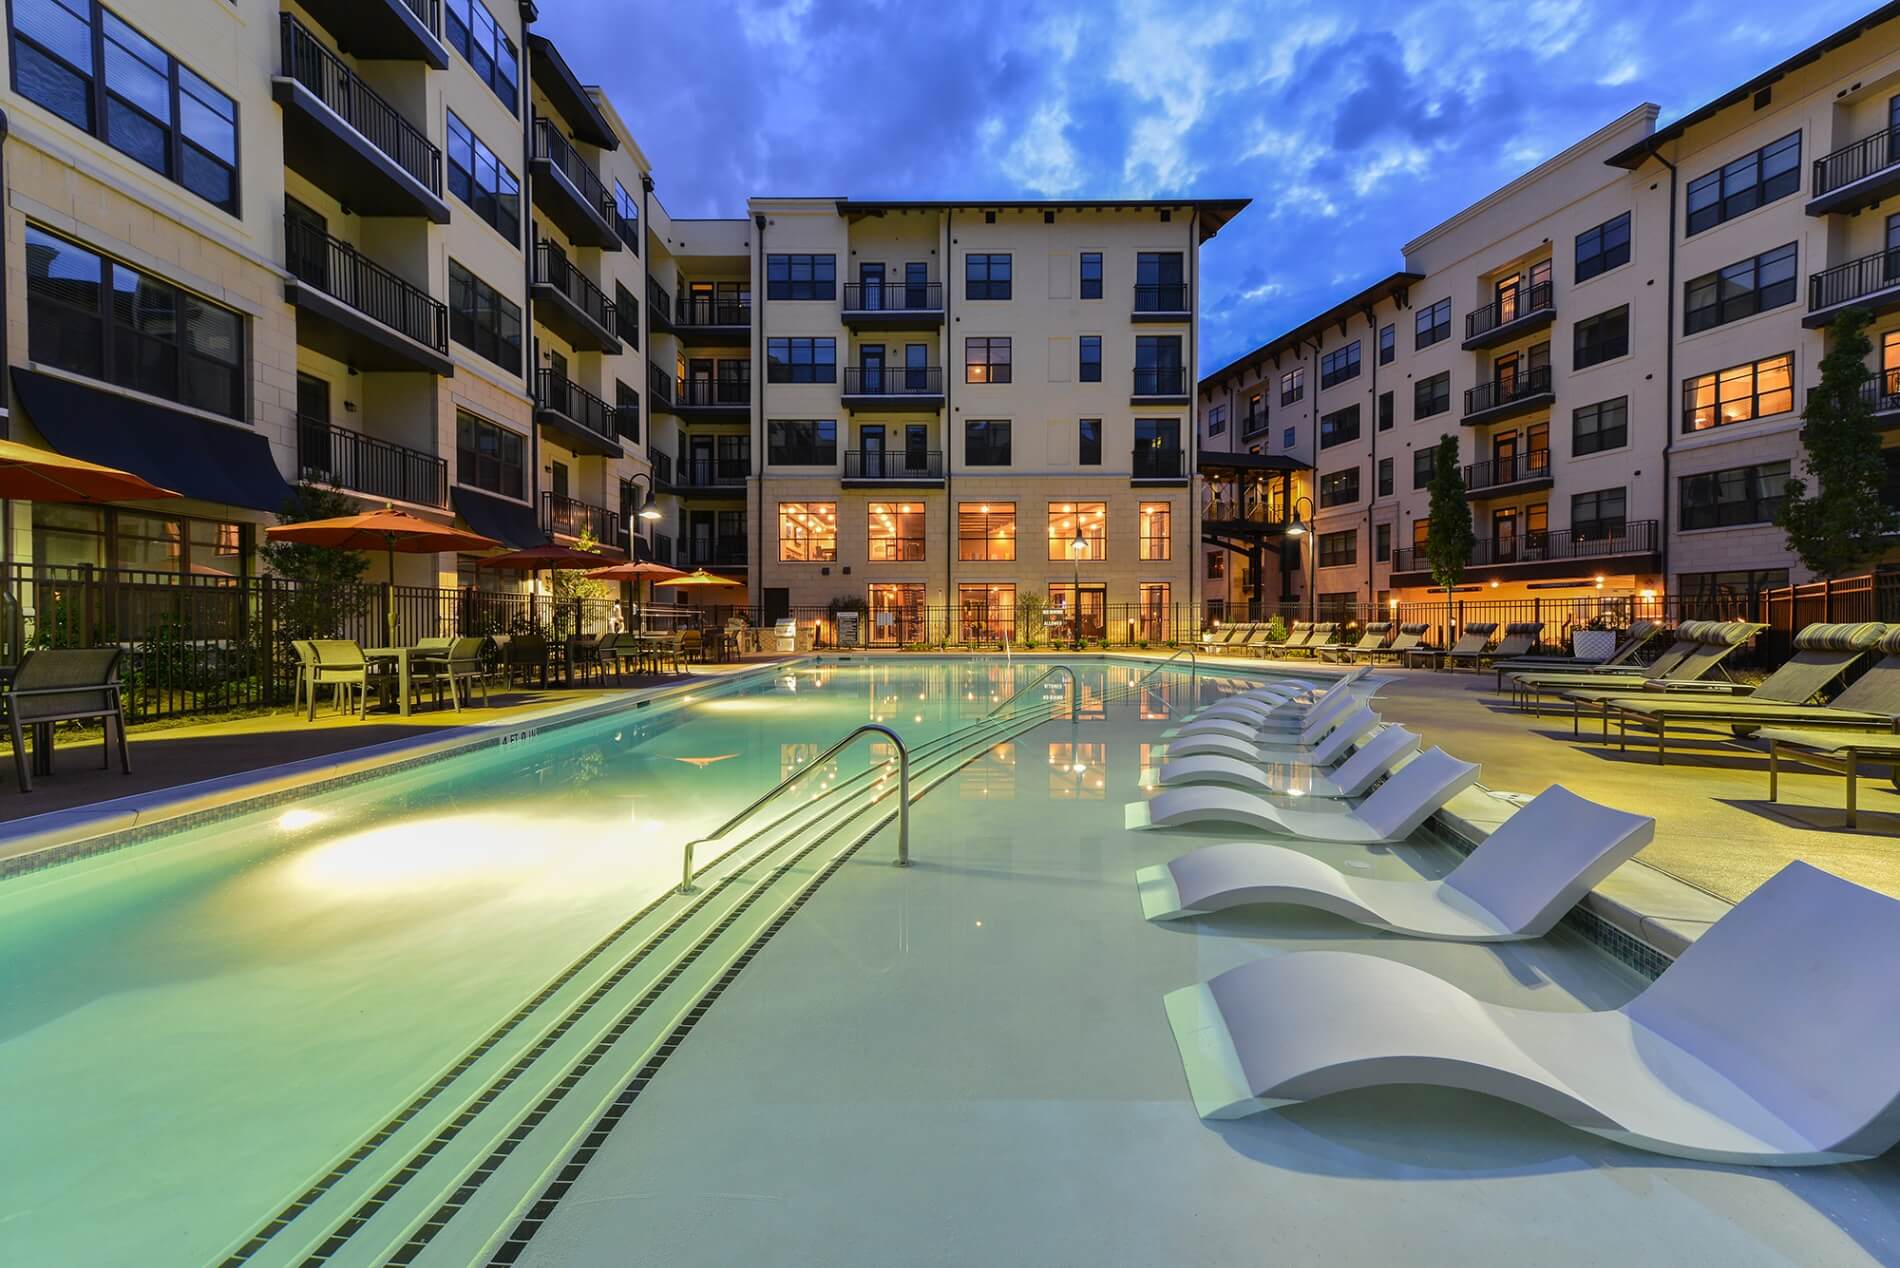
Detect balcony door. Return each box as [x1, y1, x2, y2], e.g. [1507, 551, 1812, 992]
[859, 262, 885, 312]
[1491, 506, 1518, 563]
[298, 374, 332, 481]
[689, 435, 714, 486]
[860, 344, 885, 395]
[688, 510, 716, 566]
[688, 358, 713, 406]
[905, 424, 928, 474]
[860, 425, 886, 479]
[1886, 330, 1900, 407]
[905, 262, 928, 309]
[285, 197, 329, 291]
[1494, 274, 1521, 326]
[904, 343, 928, 391]
[551, 460, 568, 501]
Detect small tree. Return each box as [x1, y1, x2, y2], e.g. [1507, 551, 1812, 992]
[1424, 433, 1475, 622]
[1015, 590, 1048, 648]
[264, 483, 370, 638]
[549, 529, 606, 635]
[1777, 308, 1898, 578]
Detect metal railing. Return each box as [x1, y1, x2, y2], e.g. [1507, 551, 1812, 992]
[683, 537, 747, 567]
[1390, 518, 1660, 573]
[1462, 364, 1553, 417]
[1135, 646, 1197, 688]
[674, 379, 751, 407]
[679, 722, 912, 892]
[534, 240, 617, 339]
[647, 280, 673, 324]
[842, 281, 942, 313]
[398, 0, 439, 35]
[843, 449, 943, 480]
[541, 491, 620, 543]
[1239, 409, 1269, 435]
[842, 367, 943, 396]
[531, 117, 615, 224]
[1464, 449, 1551, 492]
[1134, 283, 1189, 312]
[675, 296, 751, 328]
[297, 416, 447, 507]
[1132, 447, 1184, 479]
[647, 362, 673, 405]
[675, 457, 747, 488]
[279, 15, 442, 196]
[284, 212, 448, 351]
[1813, 128, 1900, 199]
[1809, 248, 1900, 314]
[1133, 367, 1186, 395]
[534, 369, 617, 443]
[984, 664, 1077, 721]
[1465, 279, 1553, 340]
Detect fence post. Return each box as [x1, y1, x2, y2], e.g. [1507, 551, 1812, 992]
[1823, 576, 1833, 623]
[260, 577, 277, 705]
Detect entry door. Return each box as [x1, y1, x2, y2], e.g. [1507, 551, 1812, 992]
[904, 342, 928, 391]
[859, 262, 885, 312]
[860, 425, 886, 479]
[1495, 273, 1521, 325]
[904, 262, 928, 309]
[297, 374, 331, 479]
[285, 198, 328, 290]
[689, 434, 714, 486]
[1492, 506, 1518, 563]
[904, 423, 928, 474]
[859, 344, 885, 394]
[1077, 586, 1107, 640]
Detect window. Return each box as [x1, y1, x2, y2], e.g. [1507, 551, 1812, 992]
[1680, 462, 1790, 530]
[1243, 391, 1267, 434]
[1570, 487, 1627, 539]
[1683, 353, 1794, 432]
[1412, 447, 1436, 489]
[1377, 457, 1393, 497]
[1319, 467, 1360, 508]
[765, 253, 836, 301]
[1207, 403, 1227, 436]
[1377, 390, 1394, 431]
[616, 282, 639, 349]
[447, 111, 520, 243]
[1206, 550, 1225, 579]
[615, 379, 639, 442]
[1575, 211, 1630, 282]
[966, 336, 1012, 384]
[1078, 335, 1101, 383]
[447, 260, 521, 373]
[11, 1, 239, 213]
[1279, 367, 1304, 405]
[1317, 529, 1356, 568]
[1574, 305, 1629, 368]
[1415, 298, 1451, 348]
[1048, 501, 1106, 561]
[1079, 252, 1102, 299]
[777, 502, 837, 561]
[868, 502, 925, 562]
[1138, 502, 1171, 560]
[1683, 243, 1796, 334]
[1282, 426, 1295, 450]
[1573, 397, 1628, 455]
[455, 411, 523, 498]
[1319, 341, 1361, 389]
[612, 181, 641, 254]
[1078, 418, 1101, 465]
[965, 253, 1012, 300]
[444, 0, 518, 109]
[766, 420, 836, 465]
[766, 337, 836, 383]
[965, 420, 1011, 466]
[1135, 335, 1183, 395]
[1414, 372, 1450, 419]
[1135, 252, 1185, 310]
[1677, 568, 1789, 616]
[25, 224, 244, 418]
[958, 502, 1016, 561]
[1318, 405, 1360, 449]
[959, 583, 1016, 642]
[1686, 132, 1801, 235]
[1378, 323, 1395, 365]
[1375, 522, 1392, 561]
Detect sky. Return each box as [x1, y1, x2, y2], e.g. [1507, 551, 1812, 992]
[538, 0, 1880, 376]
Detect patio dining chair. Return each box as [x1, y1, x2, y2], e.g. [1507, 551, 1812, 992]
[2, 647, 131, 793]
[413, 637, 487, 710]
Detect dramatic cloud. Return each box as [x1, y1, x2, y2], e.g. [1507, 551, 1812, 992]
[537, 0, 1873, 373]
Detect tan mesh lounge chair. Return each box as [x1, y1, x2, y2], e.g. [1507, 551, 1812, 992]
[1556, 620, 1769, 735]
[1199, 625, 1242, 651]
[1282, 622, 1337, 658]
[1492, 619, 1663, 691]
[1319, 622, 1389, 663]
[1224, 625, 1278, 657]
[1506, 620, 1739, 715]
[2, 648, 131, 793]
[1449, 621, 1540, 671]
[1408, 622, 1495, 670]
[1760, 728, 1900, 828]
[1362, 623, 1427, 664]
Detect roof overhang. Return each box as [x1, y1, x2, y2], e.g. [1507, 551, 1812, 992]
[834, 198, 1250, 243]
[527, 34, 618, 150]
[1198, 270, 1425, 393]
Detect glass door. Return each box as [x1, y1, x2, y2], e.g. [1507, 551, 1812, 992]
[1495, 273, 1521, 325]
[688, 435, 714, 487]
[904, 343, 928, 392]
[904, 261, 928, 309]
[904, 424, 928, 474]
[860, 425, 886, 479]
[859, 344, 885, 395]
[859, 262, 885, 312]
[1491, 506, 1518, 564]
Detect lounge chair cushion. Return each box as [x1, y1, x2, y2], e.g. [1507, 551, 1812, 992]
[1793, 622, 1887, 653]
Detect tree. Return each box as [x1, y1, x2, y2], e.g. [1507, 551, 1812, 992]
[1424, 433, 1475, 597]
[1777, 308, 1898, 578]
[264, 483, 369, 638]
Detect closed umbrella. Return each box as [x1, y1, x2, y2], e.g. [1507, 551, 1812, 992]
[265, 504, 498, 643]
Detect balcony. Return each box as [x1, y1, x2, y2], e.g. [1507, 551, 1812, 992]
[1809, 128, 1900, 216]
[841, 281, 944, 330]
[534, 369, 622, 457]
[283, 214, 451, 375]
[1132, 366, 1189, 405]
[529, 118, 620, 251]
[297, 416, 447, 507]
[1238, 409, 1269, 437]
[683, 537, 747, 569]
[274, 17, 447, 223]
[841, 367, 944, 412]
[1806, 249, 1900, 327]
[647, 281, 675, 336]
[842, 449, 945, 487]
[531, 241, 619, 353]
[671, 455, 748, 497]
[297, 0, 446, 68]
[1461, 365, 1554, 426]
[1463, 449, 1552, 500]
[1807, 378, 1900, 429]
[1390, 519, 1661, 584]
[542, 491, 621, 546]
[1462, 279, 1555, 350]
[650, 450, 672, 487]
[1132, 446, 1186, 483]
[673, 294, 751, 347]
[1132, 283, 1190, 322]
[673, 378, 751, 423]
[647, 363, 675, 413]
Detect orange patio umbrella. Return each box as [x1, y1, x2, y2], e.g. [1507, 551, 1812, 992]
[586, 560, 689, 632]
[0, 439, 178, 503]
[482, 543, 606, 571]
[265, 504, 499, 642]
[661, 569, 747, 589]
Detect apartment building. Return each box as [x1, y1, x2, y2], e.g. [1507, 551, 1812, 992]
[1200, 3, 1900, 623]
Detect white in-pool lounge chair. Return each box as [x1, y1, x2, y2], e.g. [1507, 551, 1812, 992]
[1155, 724, 1420, 798]
[1127, 747, 1478, 844]
[1137, 784, 1652, 937]
[1190, 669, 1371, 728]
[1160, 861, 1900, 1165]
[1175, 692, 1375, 748]
[1165, 704, 1384, 767]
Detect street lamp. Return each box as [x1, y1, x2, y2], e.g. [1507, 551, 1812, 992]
[1070, 520, 1088, 650]
[1283, 495, 1316, 626]
[625, 471, 663, 523]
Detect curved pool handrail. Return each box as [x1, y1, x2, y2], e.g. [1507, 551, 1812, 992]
[1137, 647, 1198, 688]
[983, 664, 1077, 721]
[679, 722, 912, 893]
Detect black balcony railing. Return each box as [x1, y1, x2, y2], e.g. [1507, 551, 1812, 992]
[650, 450, 673, 486]
[1134, 283, 1189, 312]
[676, 456, 748, 487]
[675, 296, 751, 328]
[1463, 364, 1553, 417]
[1132, 446, 1185, 479]
[535, 369, 617, 442]
[647, 280, 673, 324]
[648, 362, 673, 405]
[297, 416, 447, 506]
[1134, 367, 1187, 396]
[674, 379, 751, 407]
[1813, 129, 1900, 199]
[1809, 249, 1900, 314]
[844, 449, 944, 480]
[534, 240, 617, 338]
[1464, 449, 1551, 492]
[532, 117, 615, 223]
[542, 491, 620, 544]
[1391, 518, 1659, 573]
[1240, 410, 1269, 435]
[843, 367, 943, 396]
[684, 536, 747, 567]
[1465, 279, 1554, 341]
[285, 212, 447, 350]
[279, 15, 442, 197]
[397, 0, 439, 34]
[842, 281, 942, 313]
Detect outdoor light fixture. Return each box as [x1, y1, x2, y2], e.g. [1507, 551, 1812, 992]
[1287, 495, 1316, 624]
[1070, 523, 1088, 650]
[625, 471, 662, 520]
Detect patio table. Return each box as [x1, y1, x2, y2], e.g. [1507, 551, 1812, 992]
[363, 646, 446, 717]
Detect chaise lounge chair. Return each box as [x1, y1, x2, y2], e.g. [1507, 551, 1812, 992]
[1406, 622, 1495, 670]
[1137, 783, 1653, 938]
[1126, 746, 1479, 844]
[1159, 860, 1900, 1165]
[1492, 619, 1664, 691]
[1318, 622, 1390, 664]
[1511, 620, 1763, 724]
[1154, 724, 1422, 799]
[1280, 622, 1338, 659]
[1165, 703, 1384, 767]
[1449, 622, 1541, 671]
[1188, 666, 1368, 723]
[1179, 683, 1369, 744]
[1361, 623, 1428, 664]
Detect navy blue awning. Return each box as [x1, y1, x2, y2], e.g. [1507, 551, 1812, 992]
[452, 487, 545, 549]
[11, 368, 294, 512]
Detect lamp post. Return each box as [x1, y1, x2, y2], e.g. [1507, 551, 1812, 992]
[1283, 495, 1316, 627]
[623, 472, 664, 631]
[1070, 521, 1088, 650]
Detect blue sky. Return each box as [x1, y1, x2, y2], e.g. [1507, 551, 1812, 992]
[539, 0, 1878, 375]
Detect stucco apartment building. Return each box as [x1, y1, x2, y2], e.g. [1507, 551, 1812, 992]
[1199, 3, 1900, 625]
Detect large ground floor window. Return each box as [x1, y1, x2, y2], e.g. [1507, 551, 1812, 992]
[1137, 582, 1172, 642]
[1047, 582, 1107, 642]
[32, 504, 249, 578]
[957, 583, 1015, 643]
[867, 582, 925, 645]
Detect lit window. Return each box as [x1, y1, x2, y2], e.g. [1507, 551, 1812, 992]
[1683, 353, 1794, 432]
[958, 502, 1016, 561]
[1047, 501, 1106, 561]
[1138, 501, 1171, 561]
[867, 501, 925, 562]
[777, 501, 837, 561]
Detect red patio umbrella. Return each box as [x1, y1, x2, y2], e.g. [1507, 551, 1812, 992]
[265, 504, 498, 642]
[0, 439, 180, 503]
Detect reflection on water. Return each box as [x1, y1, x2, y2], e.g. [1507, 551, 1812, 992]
[1048, 742, 1108, 800]
[960, 741, 1017, 800]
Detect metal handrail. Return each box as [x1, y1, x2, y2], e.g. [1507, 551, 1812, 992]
[1136, 646, 1198, 688]
[983, 664, 1077, 721]
[679, 722, 911, 892]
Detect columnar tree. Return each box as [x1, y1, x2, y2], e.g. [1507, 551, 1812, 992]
[1424, 433, 1475, 610]
[1777, 308, 1898, 578]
